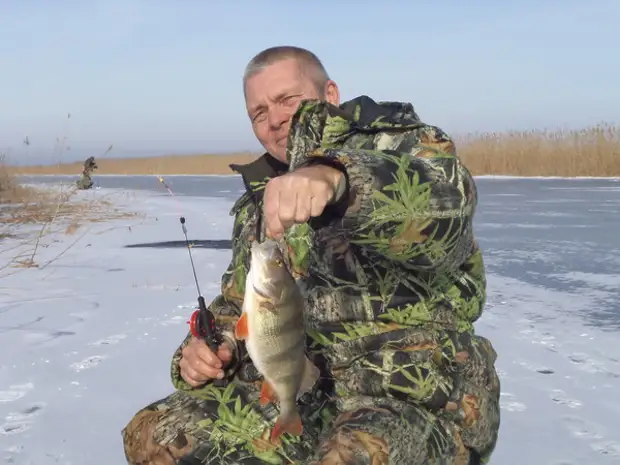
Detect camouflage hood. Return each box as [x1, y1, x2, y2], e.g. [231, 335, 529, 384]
[286, 95, 426, 169]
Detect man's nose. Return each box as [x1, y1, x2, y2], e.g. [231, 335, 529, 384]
[267, 106, 290, 129]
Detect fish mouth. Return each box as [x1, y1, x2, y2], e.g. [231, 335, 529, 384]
[251, 239, 284, 263]
[249, 239, 290, 301]
[251, 238, 275, 251]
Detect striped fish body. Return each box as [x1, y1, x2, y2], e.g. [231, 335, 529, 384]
[234, 239, 319, 443]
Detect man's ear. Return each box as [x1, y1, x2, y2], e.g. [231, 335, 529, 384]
[324, 80, 340, 106]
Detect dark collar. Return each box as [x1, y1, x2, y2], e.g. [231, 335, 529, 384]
[229, 153, 289, 197]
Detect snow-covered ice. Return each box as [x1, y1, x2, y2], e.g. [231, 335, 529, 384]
[1, 175, 619, 464]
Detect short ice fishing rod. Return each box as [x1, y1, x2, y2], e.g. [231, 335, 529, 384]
[179, 216, 220, 350]
[157, 177, 221, 352]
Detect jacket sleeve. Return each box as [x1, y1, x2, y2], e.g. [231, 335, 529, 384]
[302, 125, 478, 273]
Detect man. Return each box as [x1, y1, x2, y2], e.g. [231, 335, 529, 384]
[76, 155, 97, 190]
[122, 46, 501, 465]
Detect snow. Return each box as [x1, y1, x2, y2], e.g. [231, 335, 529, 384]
[1, 177, 619, 465]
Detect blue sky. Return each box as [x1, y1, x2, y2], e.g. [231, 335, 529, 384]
[1, 0, 618, 164]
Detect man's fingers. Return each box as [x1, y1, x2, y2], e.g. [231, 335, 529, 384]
[310, 194, 327, 217]
[181, 371, 202, 387]
[263, 172, 337, 238]
[180, 361, 206, 386]
[179, 337, 230, 385]
[267, 215, 284, 239]
[278, 186, 297, 228]
[217, 344, 233, 364]
[263, 181, 284, 239]
[179, 359, 204, 386]
[195, 344, 223, 368]
[180, 356, 224, 383]
[192, 354, 222, 377]
[295, 191, 312, 223]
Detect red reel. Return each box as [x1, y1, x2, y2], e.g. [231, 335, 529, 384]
[188, 309, 203, 338]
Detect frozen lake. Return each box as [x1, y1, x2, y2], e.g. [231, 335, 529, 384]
[1, 174, 618, 464]
[21, 174, 620, 331]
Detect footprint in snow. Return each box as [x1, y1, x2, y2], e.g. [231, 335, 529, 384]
[0, 402, 45, 435]
[589, 441, 620, 457]
[0, 383, 34, 404]
[499, 392, 527, 412]
[517, 325, 560, 352]
[69, 355, 106, 372]
[562, 415, 603, 441]
[561, 416, 620, 457]
[3, 444, 24, 463]
[89, 334, 127, 346]
[550, 389, 582, 409]
[567, 352, 620, 378]
[159, 316, 187, 326]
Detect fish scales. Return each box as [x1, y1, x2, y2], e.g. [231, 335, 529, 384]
[234, 239, 320, 443]
[248, 285, 306, 391]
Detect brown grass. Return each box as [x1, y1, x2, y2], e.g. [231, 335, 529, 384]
[7, 123, 620, 177]
[0, 162, 136, 272]
[10, 152, 259, 176]
[0, 162, 36, 205]
[455, 122, 620, 177]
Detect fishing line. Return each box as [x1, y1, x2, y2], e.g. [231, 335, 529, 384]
[156, 176, 185, 218]
[155, 176, 220, 352]
[156, 176, 203, 296]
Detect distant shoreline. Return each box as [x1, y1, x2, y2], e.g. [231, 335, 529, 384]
[8, 153, 259, 176]
[16, 173, 620, 181]
[7, 122, 620, 178]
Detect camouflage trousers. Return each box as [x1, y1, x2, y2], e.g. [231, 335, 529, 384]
[122, 381, 487, 465]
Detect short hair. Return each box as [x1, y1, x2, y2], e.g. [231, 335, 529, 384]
[242, 46, 330, 95]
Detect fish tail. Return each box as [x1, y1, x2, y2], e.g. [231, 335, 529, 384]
[270, 406, 303, 442]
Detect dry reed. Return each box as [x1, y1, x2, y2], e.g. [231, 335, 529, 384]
[10, 152, 259, 176]
[0, 162, 135, 272]
[8, 123, 620, 177]
[456, 122, 620, 177]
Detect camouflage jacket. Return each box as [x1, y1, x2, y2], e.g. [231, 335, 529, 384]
[171, 96, 498, 430]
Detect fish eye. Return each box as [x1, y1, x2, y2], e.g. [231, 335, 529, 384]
[275, 258, 283, 267]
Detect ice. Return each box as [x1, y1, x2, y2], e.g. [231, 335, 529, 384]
[0, 176, 619, 464]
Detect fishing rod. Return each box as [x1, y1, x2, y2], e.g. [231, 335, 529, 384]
[156, 176, 221, 352]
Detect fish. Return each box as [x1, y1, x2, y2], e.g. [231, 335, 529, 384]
[234, 239, 320, 443]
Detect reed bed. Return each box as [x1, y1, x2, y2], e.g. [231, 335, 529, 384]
[9, 123, 620, 177]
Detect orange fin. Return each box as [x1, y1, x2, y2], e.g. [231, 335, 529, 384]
[270, 410, 303, 443]
[234, 313, 249, 340]
[259, 380, 277, 406]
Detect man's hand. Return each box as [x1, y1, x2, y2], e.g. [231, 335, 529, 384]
[179, 337, 233, 387]
[263, 165, 343, 239]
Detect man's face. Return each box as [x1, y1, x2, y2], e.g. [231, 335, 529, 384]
[244, 58, 339, 163]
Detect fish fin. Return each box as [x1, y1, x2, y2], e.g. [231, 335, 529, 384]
[262, 300, 277, 314]
[255, 294, 277, 314]
[270, 409, 303, 442]
[234, 312, 249, 340]
[297, 356, 321, 398]
[259, 379, 277, 406]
